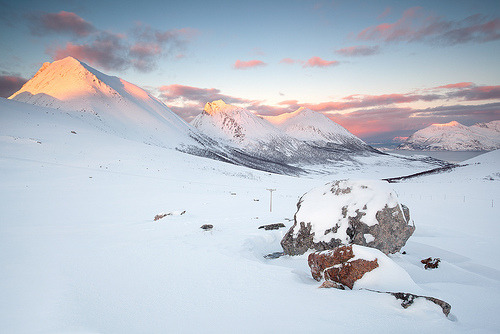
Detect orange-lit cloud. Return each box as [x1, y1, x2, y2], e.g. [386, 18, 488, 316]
[28, 11, 96, 37]
[304, 57, 338, 68]
[336, 45, 379, 56]
[358, 7, 500, 45]
[233, 60, 267, 69]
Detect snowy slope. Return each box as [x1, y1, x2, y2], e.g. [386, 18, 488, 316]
[9, 56, 201, 148]
[399, 121, 500, 151]
[2, 98, 500, 333]
[264, 107, 369, 149]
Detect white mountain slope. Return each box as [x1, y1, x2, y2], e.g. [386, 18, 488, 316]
[263, 107, 369, 149]
[399, 120, 500, 151]
[9, 56, 200, 148]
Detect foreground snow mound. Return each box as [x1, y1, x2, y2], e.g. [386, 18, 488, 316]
[399, 120, 500, 151]
[281, 180, 414, 255]
[309, 245, 420, 293]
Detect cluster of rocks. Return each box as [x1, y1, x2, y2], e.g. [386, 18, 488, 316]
[278, 179, 450, 317]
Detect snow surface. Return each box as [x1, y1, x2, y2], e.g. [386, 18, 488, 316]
[399, 120, 500, 151]
[2, 92, 500, 332]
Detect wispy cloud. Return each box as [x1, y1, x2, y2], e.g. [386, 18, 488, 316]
[434, 82, 474, 89]
[358, 7, 500, 45]
[233, 59, 267, 69]
[304, 56, 338, 68]
[336, 45, 380, 57]
[28, 11, 96, 37]
[35, 11, 197, 72]
[0, 72, 27, 98]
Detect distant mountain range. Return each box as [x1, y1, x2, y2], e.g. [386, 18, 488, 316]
[8, 57, 449, 173]
[398, 121, 500, 151]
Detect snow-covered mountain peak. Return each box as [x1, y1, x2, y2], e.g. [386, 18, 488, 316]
[203, 99, 232, 115]
[8, 57, 204, 148]
[263, 107, 367, 147]
[431, 121, 461, 127]
[192, 100, 284, 144]
[399, 120, 500, 151]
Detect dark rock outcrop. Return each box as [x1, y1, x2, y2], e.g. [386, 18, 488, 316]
[258, 223, 286, 230]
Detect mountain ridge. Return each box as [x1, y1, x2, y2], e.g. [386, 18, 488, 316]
[399, 120, 500, 151]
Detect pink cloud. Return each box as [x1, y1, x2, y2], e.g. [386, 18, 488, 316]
[304, 57, 338, 68]
[336, 45, 380, 56]
[357, 7, 500, 45]
[29, 11, 95, 37]
[233, 60, 267, 69]
[279, 58, 300, 64]
[435, 82, 474, 89]
[449, 85, 500, 101]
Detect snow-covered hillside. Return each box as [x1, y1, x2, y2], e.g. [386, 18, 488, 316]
[9, 57, 204, 149]
[399, 120, 500, 151]
[2, 94, 500, 333]
[264, 107, 369, 150]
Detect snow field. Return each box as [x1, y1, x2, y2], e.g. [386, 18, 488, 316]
[1, 97, 500, 333]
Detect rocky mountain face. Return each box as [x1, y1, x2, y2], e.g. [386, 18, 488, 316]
[398, 121, 500, 151]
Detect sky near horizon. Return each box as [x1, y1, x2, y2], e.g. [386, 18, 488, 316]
[1, 0, 499, 143]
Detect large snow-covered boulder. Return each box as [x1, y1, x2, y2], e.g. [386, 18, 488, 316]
[281, 180, 415, 255]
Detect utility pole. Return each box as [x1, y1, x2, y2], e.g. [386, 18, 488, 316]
[267, 188, 276, 212]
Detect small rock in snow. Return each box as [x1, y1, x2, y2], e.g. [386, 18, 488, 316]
[263, 252, 285, 259]
[258, 223, 286, 230]
[421, 257, 440, 269]
[201, 224, 213, 230]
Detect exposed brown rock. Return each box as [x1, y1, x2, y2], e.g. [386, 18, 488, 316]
[421, 257, 441, 269]
[308, 245, 379, 289]
[154, 213, 171, 221]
